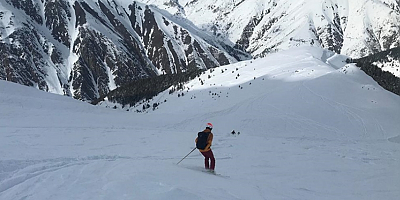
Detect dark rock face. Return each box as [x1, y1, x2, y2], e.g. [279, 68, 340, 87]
[136, 5, 171, 72]
[314, 13, 344, 54]
[235, 14, 265, 52]
[45, 0, 71, 47]
[7, 0, 43, 24]
[128, 2, 238, 74]
[71, 28, 113, 100]
[0, 0, 243, 101]
[0, 27, 49, 91]
[73, 1, 87, 28]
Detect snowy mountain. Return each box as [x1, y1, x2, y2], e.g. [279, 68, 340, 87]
[140, 0, 400, 58]
[0, 0, 245, 101]
[1, 47, 400, 199]
[2, 0, 400, 101]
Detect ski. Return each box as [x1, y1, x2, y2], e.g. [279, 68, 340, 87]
[203, 169, 229, 178]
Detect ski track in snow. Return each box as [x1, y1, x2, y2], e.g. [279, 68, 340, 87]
[0, 153, 189, 195]
[302, 81, 369, 137]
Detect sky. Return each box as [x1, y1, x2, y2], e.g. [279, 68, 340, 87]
[0, 46, 399, 200]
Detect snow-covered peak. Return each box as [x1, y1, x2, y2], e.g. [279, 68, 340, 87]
[135, 0, 400, 58]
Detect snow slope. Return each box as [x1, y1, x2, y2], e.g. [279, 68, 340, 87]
[136, 0, 400, 58]
[1, 47, 400, 199]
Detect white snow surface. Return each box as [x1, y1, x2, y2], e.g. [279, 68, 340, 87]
[1, 47, 400, 199]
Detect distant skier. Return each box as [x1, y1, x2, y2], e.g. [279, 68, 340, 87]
[195, 123, 215, 172]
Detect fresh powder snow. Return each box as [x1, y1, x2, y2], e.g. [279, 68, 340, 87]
[1, 47, 400, 199]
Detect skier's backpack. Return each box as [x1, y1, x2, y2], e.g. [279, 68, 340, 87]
[196, 132, 210, 150]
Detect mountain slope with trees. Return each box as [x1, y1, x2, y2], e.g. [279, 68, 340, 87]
[0, 0, 245, 101]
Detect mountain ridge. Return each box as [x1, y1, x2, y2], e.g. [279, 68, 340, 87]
[0, 0, 245, 101]
[1, 0, 400, 101]
[141, 0, 400, 57]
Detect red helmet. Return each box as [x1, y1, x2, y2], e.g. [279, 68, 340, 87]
[206, 123, 213, 129]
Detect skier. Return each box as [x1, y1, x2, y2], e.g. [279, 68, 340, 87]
[195, 123, 215, 172]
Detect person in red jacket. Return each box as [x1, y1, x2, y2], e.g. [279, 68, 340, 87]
[195, 123, 215, 171]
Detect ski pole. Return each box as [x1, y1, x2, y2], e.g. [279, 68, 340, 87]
[177, 147, 196, 165]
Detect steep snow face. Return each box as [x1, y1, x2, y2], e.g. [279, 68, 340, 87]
[1, 47, 400, 199]
[137, 0, 400, 58]
[342, 0, 400, 57]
